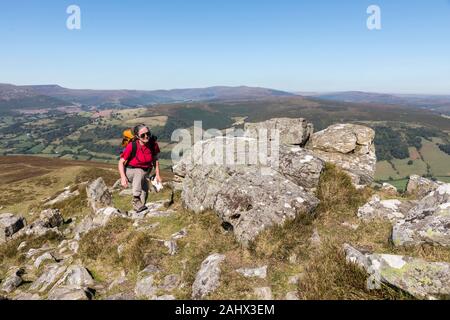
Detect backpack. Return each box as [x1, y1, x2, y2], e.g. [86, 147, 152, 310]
[121, 128, 159, 166]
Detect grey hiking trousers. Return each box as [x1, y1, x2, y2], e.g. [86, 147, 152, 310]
[125, 167, 150, 205]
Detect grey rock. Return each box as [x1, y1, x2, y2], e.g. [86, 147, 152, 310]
[236, 266, 268, 279]
[171, 228, 188, 240]
[34, 252, 55, 269]
[104, 292, 136, 300]
[13, 292, 41, 300]
[17, 241, 27, 251]
[111, 179, 122, 191]
[108, 275, 127, 291]
[285, 291, 299, 300]
[176, 137, 320, 246]
[381, 183, 398, 195]
[0, 213, 25, 242]
[38, 209, 64, 228]
[192, 253, 226, 299]
[160, 274, 181, 291]
[244, 118, 314, 146]
[164, 240, 178, 255]
[53, 265, 94, 288]
[272, 145, 324, 192]
[30, 264, 67, 292]
[134, 275, 157, 299]
[139, 264, 160, 275]
[307, 124, 376, 186]
[73, 216, 95, 238]
[47, 285, 91, 300]
[1, 267, 24, 293]
[92, 207, 124, 226]
[392, 184, 450, 247]
[86, 177, 112, 212]
[253, 287, 273, 300]
[406, 175, 441, 198]
[45, 188, 79, 206]
[357, 195, 416, 223]
[343, 244, 450, 300]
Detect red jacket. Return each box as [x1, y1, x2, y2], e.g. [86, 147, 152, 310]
[121, 140, 160, 169]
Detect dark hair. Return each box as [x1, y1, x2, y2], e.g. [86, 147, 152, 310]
[133, 124, 150, 136]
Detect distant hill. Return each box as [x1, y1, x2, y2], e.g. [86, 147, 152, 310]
[314, 91, 450, 115]
[0, 83, 295, 113]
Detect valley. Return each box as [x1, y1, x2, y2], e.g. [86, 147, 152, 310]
[1, 92, 449, 190]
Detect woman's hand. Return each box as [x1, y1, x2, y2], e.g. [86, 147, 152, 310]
[155, 174, 162, 184]
[121, 176, 129, 188]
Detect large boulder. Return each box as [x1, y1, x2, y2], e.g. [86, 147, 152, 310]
[47, 286, 92, 300]
[0, 213, 25, 243]
[14, 210, 64, 239]
[244, 118, 313, 146]
[53, 265, 94, 288]
[134, 275, 157, 299]
[306, 124, 376, 186]
[192, 253, 225, 299]
[406, 175, 441, 198]
[30, 264, 67, 293]
[392, 184, 450, 247]
[357, 195, 417, 223]
[1, 267, 24, 294]
[39, 209, 64, 228]
[174, 137, 321, 245]
[343, 244, 450, 300]
[86, 178, 112, 212]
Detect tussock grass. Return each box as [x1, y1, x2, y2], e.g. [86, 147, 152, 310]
[0, 231, 63, 277]
[316, 163, 371, 217]
[297, 242, 412, 300]
[249, 212, 315, 261]
[78, 217, 131, 264]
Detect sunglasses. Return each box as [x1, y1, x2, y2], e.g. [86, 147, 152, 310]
[139, 132, 150, 139]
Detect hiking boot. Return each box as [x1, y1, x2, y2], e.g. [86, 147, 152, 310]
[132, 197, 148, 213]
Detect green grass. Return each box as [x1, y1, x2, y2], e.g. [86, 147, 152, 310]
[421, 138, 450, 176]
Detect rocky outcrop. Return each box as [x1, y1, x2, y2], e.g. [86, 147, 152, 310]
[14, 209, 64, 238]
[244, 118, 313, 146]
[406, 175, 441, 198]
[174, 137, 321, 245]
[1, 267, 24, 293]
[392, 184, 450, 247]
[357, 195, 417, 223]
[0, 213, 25, 243]
[192, 253, 225, 299]
[47, 286, 92, 300]
[343, 244, 450, 300]
[86, 178, 112, 212]
[135, 275, 158, 299]
[306, 124, 376, 186]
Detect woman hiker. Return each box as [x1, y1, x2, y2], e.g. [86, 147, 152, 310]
[118, 124, 162, 212]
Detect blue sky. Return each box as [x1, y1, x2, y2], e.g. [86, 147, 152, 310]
[1, 0, 449, 94]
